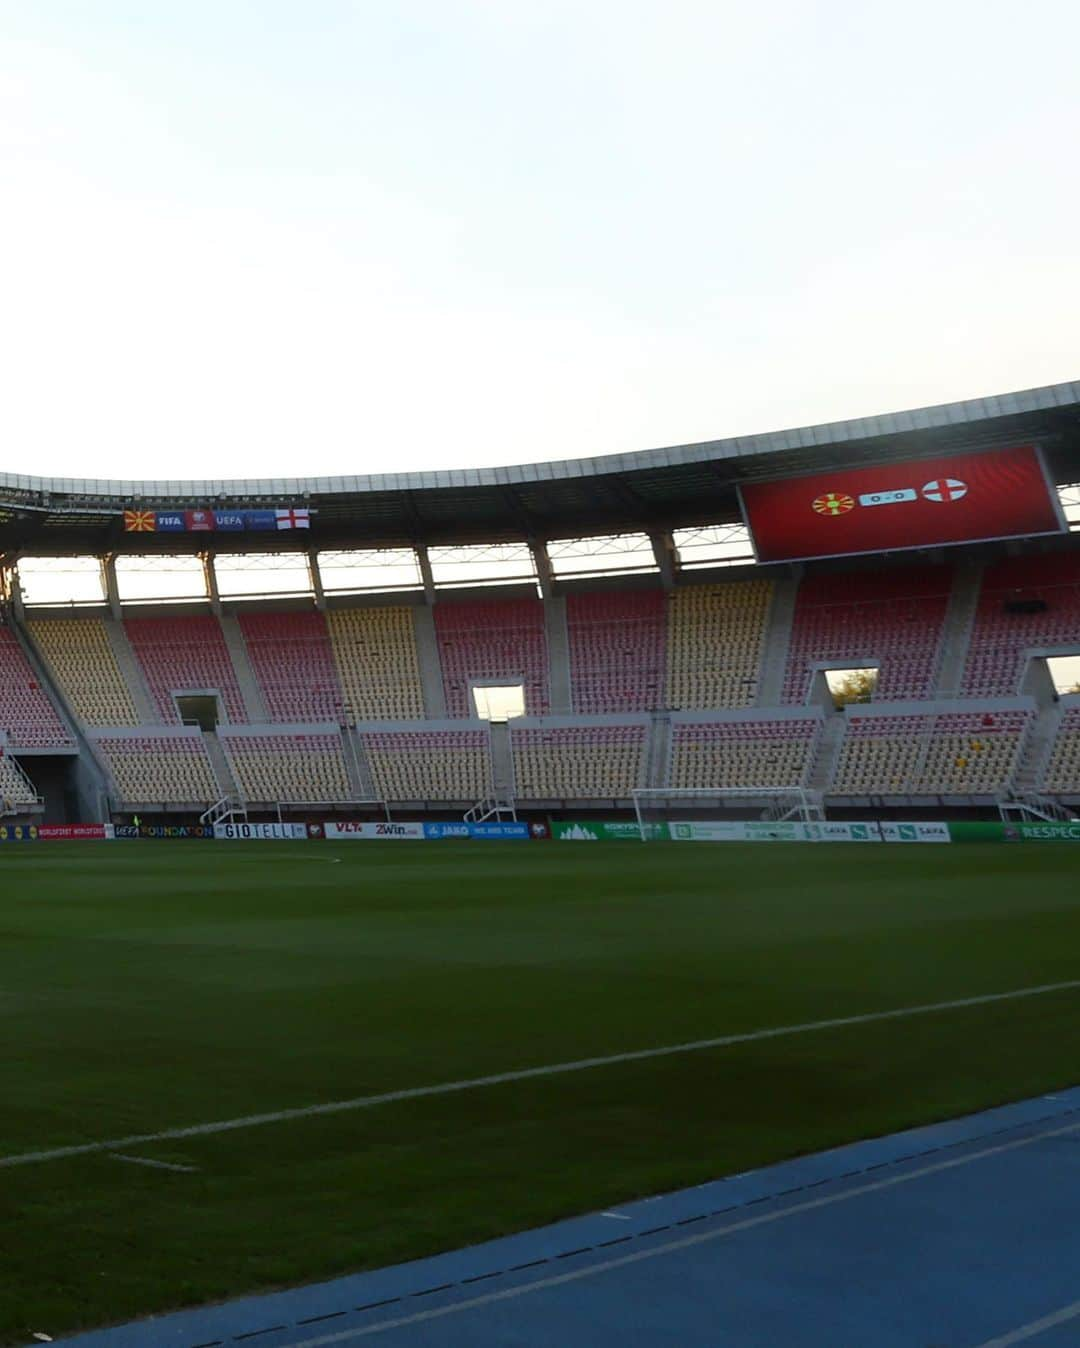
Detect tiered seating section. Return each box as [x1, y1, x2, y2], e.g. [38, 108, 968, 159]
[665, 581, 771, 709]
[238, 613, 344, 722]
[669, 719, 819, 790]
[362, 729, 489, 802]
[783, 567, 952, 704]
[566, 592, 665, 713]
[29, 618, 137, 726]
[511, 725, 646, 799]
[327, 607, 425, 720]
[0, 626, 72, 747]
[222, 732, 350, 803]
[1041, 708, 1080, 793]
[963, 555, 1080, 696]
[17, 553, 1080, 805]
[0, 753, 39, 806]
[832, 710, 1029, 796]
[125, 616, 247, 723]
[435, 599, 549, 718]
[94, 735, 218, 804]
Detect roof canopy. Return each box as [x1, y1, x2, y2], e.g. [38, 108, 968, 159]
[2, 379, 1078, 554]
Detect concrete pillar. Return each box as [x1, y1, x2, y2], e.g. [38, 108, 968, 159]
[102, 554, 122, 620]
[529, 539, 554, 600]
[308, 549, 326, 611]
[8, 563, 25, 622]
[416, 543, 437, 605]
[650, 530, 678, 590]
[202, 553, 222, 615]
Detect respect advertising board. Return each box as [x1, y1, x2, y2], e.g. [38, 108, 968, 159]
[739, 445, 1064, 564]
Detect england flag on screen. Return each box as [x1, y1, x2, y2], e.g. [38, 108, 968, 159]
[274, 507, 310, 530]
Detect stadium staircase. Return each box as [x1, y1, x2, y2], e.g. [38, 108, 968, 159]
[201, 794, 248, 826]
[341, 723, 378, 799]
[755, 575, 799, 707]
[544, 596, 572, 714]
[998, 702, 1076, 821]
[466, 720, 516, 821]
[411, 606, 447, 718]
[201, 729, 246, 814]
[103, 619, 158, 723]
[645, 712, 672, 788]
[808, 713, 846, 795]
[219, 616, 270, 721]
[934, 558, 983, 696]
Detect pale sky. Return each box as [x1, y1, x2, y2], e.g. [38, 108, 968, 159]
[1, 0, 1077, 483]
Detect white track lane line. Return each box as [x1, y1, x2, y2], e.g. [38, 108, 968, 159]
[285, 1118, 1080, 1345]
[109, 1153, 198, 1173]
[973, 1298, 1080, 1347]
[2, 978, 1077, 1172]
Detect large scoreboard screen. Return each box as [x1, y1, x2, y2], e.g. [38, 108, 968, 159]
[738, 445, 1065, 564]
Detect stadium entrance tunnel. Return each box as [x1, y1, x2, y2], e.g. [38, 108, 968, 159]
[174, 693, 220, 730]
[472, 682, 525, 722]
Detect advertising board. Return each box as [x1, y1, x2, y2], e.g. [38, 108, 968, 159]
[215, 823, 307, 841]
[739, 445, 1064, 563]
[878, 821, 951, 843]
[552, 821, 669, 841]
[37, 824, 114, 841]
[0, 824, 37, 842]
[325, 821, 426, 840]
[423, 821, 530, 839]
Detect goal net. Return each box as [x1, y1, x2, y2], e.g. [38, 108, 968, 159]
[631, 787, 824, 841]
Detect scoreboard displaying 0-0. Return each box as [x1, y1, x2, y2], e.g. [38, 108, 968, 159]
[738, 445, 1066, 564]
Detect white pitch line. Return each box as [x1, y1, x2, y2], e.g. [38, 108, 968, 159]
[973, 1298, 1080, 1347]
[110, 1153, 198, 1173]
[1, 978, 1078, 1172]
[284, 1117, 1080, 1346]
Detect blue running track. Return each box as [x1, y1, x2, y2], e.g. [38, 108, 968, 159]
[47, 1086, 1080, 1347]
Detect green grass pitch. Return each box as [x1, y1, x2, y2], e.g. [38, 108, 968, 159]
[2, 839, 1078, 1342]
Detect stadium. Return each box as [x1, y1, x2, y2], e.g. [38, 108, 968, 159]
[4, 380, 1080, 1346]
[3, 379, 1080, 832]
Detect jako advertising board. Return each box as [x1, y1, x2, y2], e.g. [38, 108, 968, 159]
[739, 445, 1064, 564]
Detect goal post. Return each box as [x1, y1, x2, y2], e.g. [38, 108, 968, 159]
[631, 787, 824, 841]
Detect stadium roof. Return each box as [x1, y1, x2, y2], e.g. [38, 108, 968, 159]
[3, 378, 1079, 553]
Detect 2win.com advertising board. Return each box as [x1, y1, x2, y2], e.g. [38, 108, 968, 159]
[325, 821, 426, 840]
[738, 445, 1064, 563]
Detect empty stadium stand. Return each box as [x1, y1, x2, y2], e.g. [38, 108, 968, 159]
[1040, 706, 1080, 793]
[0, 625, 73, 748]
[327, 607, 426, 720]
[238, 612, 345, 723]
[0, 751, 39, 807]
[566, 592, 665, 714]
[511, 723, 647, 799]
[668, 717, 820, 790]
[28, 618, 138, 726]
[125, 616, 247, 724]
[962, 554, 1080, 696]
[93, 733, 219, 804]
[782, 567, 952, 704]
[832, 708, 1030, 796]
[221, 731, 351, 804]
[665, 581, 772, 710]
[362, 728, 490, 802]
[435, 599, 549, 719]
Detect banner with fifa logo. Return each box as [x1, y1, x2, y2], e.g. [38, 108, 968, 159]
[738, 445, 1064, 563]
